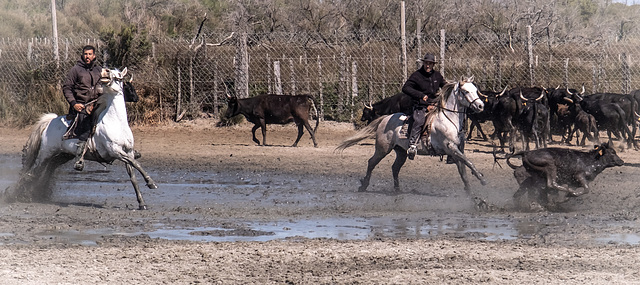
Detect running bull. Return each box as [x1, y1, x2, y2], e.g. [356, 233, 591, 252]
[506, 142, 624, 206]
[225, 94, 319, 147]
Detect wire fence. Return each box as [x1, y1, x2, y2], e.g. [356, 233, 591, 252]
[1, 26, 640, 125]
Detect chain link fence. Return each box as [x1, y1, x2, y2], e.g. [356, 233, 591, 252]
[1, 26, 640, 125]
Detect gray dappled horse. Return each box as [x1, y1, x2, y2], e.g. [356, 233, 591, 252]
[6, 68, 157, 210]
[337, 76, 487, 193]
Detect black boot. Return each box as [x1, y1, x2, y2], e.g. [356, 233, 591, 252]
[407, 144, 417, 160]
[74, 141, 87, 171]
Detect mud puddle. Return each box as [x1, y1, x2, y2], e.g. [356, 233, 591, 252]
[2, 157, 640, 246]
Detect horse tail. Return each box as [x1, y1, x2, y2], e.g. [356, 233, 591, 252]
[335, 115, 386, 152]
[21, 113, 57, 174]
[505, 151, 525, 169]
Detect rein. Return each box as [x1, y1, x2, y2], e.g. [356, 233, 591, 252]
[439, 86, 469, 131]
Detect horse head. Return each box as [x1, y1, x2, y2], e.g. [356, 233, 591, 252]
[458, 76, 484, 113]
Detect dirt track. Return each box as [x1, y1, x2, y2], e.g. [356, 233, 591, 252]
[1, 120, 640, 284]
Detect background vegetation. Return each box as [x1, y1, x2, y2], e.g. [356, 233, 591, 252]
[0, 0, 639, 127]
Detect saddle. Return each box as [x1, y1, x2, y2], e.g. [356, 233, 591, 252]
[399, 109, 438, 155]
[63, 100, 99, 140]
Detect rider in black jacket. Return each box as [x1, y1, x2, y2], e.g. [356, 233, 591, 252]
[402, 53, 446, 160]
[62, 45, 102, 170]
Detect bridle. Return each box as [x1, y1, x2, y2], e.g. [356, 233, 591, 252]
[439, 82, 481, 114]
[439, 82, 482, 131]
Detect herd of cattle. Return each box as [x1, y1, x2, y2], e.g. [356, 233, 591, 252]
[361, 86, 640, 153]
[223, 85, 634, 209]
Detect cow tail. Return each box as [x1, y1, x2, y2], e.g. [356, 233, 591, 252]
[308, 95, 320, 134]
[505, 151, 525, 169]
[335, 115, 385, 152]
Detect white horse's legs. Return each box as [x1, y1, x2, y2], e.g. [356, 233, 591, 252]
[455, 160, 471, 191]
[122, 156, 158, 189]
[446, 142, 487, 190]
[125, 163, 147, 210]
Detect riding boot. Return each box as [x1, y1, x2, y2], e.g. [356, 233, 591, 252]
[407, 144, 417, 160]
[74, 141, 87, 171]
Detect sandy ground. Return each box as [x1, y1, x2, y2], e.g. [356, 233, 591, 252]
[1, 119, 640, 284]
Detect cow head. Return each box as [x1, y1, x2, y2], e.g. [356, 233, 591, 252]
[123, 75, 139, 103]
[224, 95, 240, 118]
[594, 141, 625, 167]
[360, 102, 376, 123]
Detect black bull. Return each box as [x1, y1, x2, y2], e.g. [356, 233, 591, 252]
[225, 94, 319, 147]
[505, 142, 624, 206]
[360, 93, 412, 124]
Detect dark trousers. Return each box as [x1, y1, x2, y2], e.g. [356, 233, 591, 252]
[409, 107, 426, 145]
[72, 111, 93, 142]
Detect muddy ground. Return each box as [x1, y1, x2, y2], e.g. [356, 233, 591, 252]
[1, 119, 640, 284]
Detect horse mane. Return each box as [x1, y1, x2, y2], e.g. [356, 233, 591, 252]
[436, 81, 458, 108]
[436, 77, 474, 108]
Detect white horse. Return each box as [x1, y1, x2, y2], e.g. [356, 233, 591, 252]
[6, 68, 157, 210]
[337, 76, 487, 193]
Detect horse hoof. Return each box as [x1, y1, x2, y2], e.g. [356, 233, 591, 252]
[147, 183, 158, 189]
[480, 179, 488, 186]
[134, 150, 142, 159]
[138, 205, 148, 210]
[74, 161, 84, 171]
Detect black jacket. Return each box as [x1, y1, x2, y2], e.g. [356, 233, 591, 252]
[62, 60, 102, 108]
[402, 67, 445, 107]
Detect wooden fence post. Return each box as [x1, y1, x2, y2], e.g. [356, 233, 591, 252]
[440, 29, 446, 78]
[317, 55, 324, 121]
[622, 53, 630, 93]
[527, 25, 535, 87]
[401, 0, 407, 82]
[267, 53, 272, 94]
[273, 60, 282, 95]
[176, 66, 182, 121]
[235, 32, 249, 98]
[289, 58, 296, 95]
[351, 60, 358, 120]
[563, 58, 569, 88]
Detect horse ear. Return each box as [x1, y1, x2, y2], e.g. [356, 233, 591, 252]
[121, 67, 128, 77]
[468, 75, 474, 83]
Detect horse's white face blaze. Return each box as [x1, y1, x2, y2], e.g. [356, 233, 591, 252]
[102, 68, 127, 95]
[459, 81, 484, 113]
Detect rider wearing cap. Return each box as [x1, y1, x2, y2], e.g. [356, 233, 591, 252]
[402, 53, 446, 160]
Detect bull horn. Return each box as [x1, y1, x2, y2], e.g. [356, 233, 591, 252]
[478, 90, 488, 98]
[555, 85, 560, 89]
[519, 90, 528, 101]
[363, 102, 373, 110]
[580, 84, 585, 95]
[566, 87, 573, 96]
[498, 85, 508, 97]
[129, 73, 134, 83]
[563, 97, 574, 104]
[535, 90, 545, 101]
